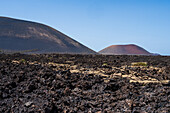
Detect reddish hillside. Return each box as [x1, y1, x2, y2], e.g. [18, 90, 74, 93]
[99, 44, 151, 55]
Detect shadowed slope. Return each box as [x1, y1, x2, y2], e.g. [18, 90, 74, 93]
[99, 44, 151, 55]
[0, 17, 96, 54]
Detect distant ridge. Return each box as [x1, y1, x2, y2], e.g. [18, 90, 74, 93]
[0, 16, 96, 54]
[99, 44, 152, 55]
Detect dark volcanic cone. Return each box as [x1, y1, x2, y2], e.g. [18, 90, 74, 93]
[99, 44, 151, 55]
[0, 17, 96, 54]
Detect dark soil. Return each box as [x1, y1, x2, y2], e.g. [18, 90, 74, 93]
[0, 53, 169, 113]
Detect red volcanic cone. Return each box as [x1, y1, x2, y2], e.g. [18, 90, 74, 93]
[99, 44, 151, 55]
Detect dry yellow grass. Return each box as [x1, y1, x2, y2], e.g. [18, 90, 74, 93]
[11, 60, 169, 84]
[131, 62, 147, 66]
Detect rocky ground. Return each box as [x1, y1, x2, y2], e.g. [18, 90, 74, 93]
[0, 53, 170, 113]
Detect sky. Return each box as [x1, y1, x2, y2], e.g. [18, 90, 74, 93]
[0, 0, 170, 55]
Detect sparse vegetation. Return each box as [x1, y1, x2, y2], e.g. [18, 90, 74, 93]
[19, 59, 26, 63]
[131, 62, 147, 66]
[102, 63, 107, 66]
[48, 57, 53, 60]
[19, 49, 39, 53]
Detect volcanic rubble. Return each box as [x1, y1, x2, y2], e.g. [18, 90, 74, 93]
[0, 53, 170, 113]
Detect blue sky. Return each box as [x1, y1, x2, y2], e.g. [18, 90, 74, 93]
[0, 0, 170, 55]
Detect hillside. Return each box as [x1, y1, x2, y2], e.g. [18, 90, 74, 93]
[0, 17, 96, 54]
[99, 44, 151, 55]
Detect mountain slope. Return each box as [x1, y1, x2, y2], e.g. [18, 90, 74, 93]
[0, 17, 96, 54]
[99, 44, 151, 55]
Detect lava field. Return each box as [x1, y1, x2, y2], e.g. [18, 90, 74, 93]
[0, 53, 170, 113]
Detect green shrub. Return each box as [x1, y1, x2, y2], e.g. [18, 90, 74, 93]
[48, 57, 53, 60]
[102, 63, 107, 66]
[19, 59, 26, 63]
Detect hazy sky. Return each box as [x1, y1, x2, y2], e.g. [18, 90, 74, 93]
[0, 0, 170, 55]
